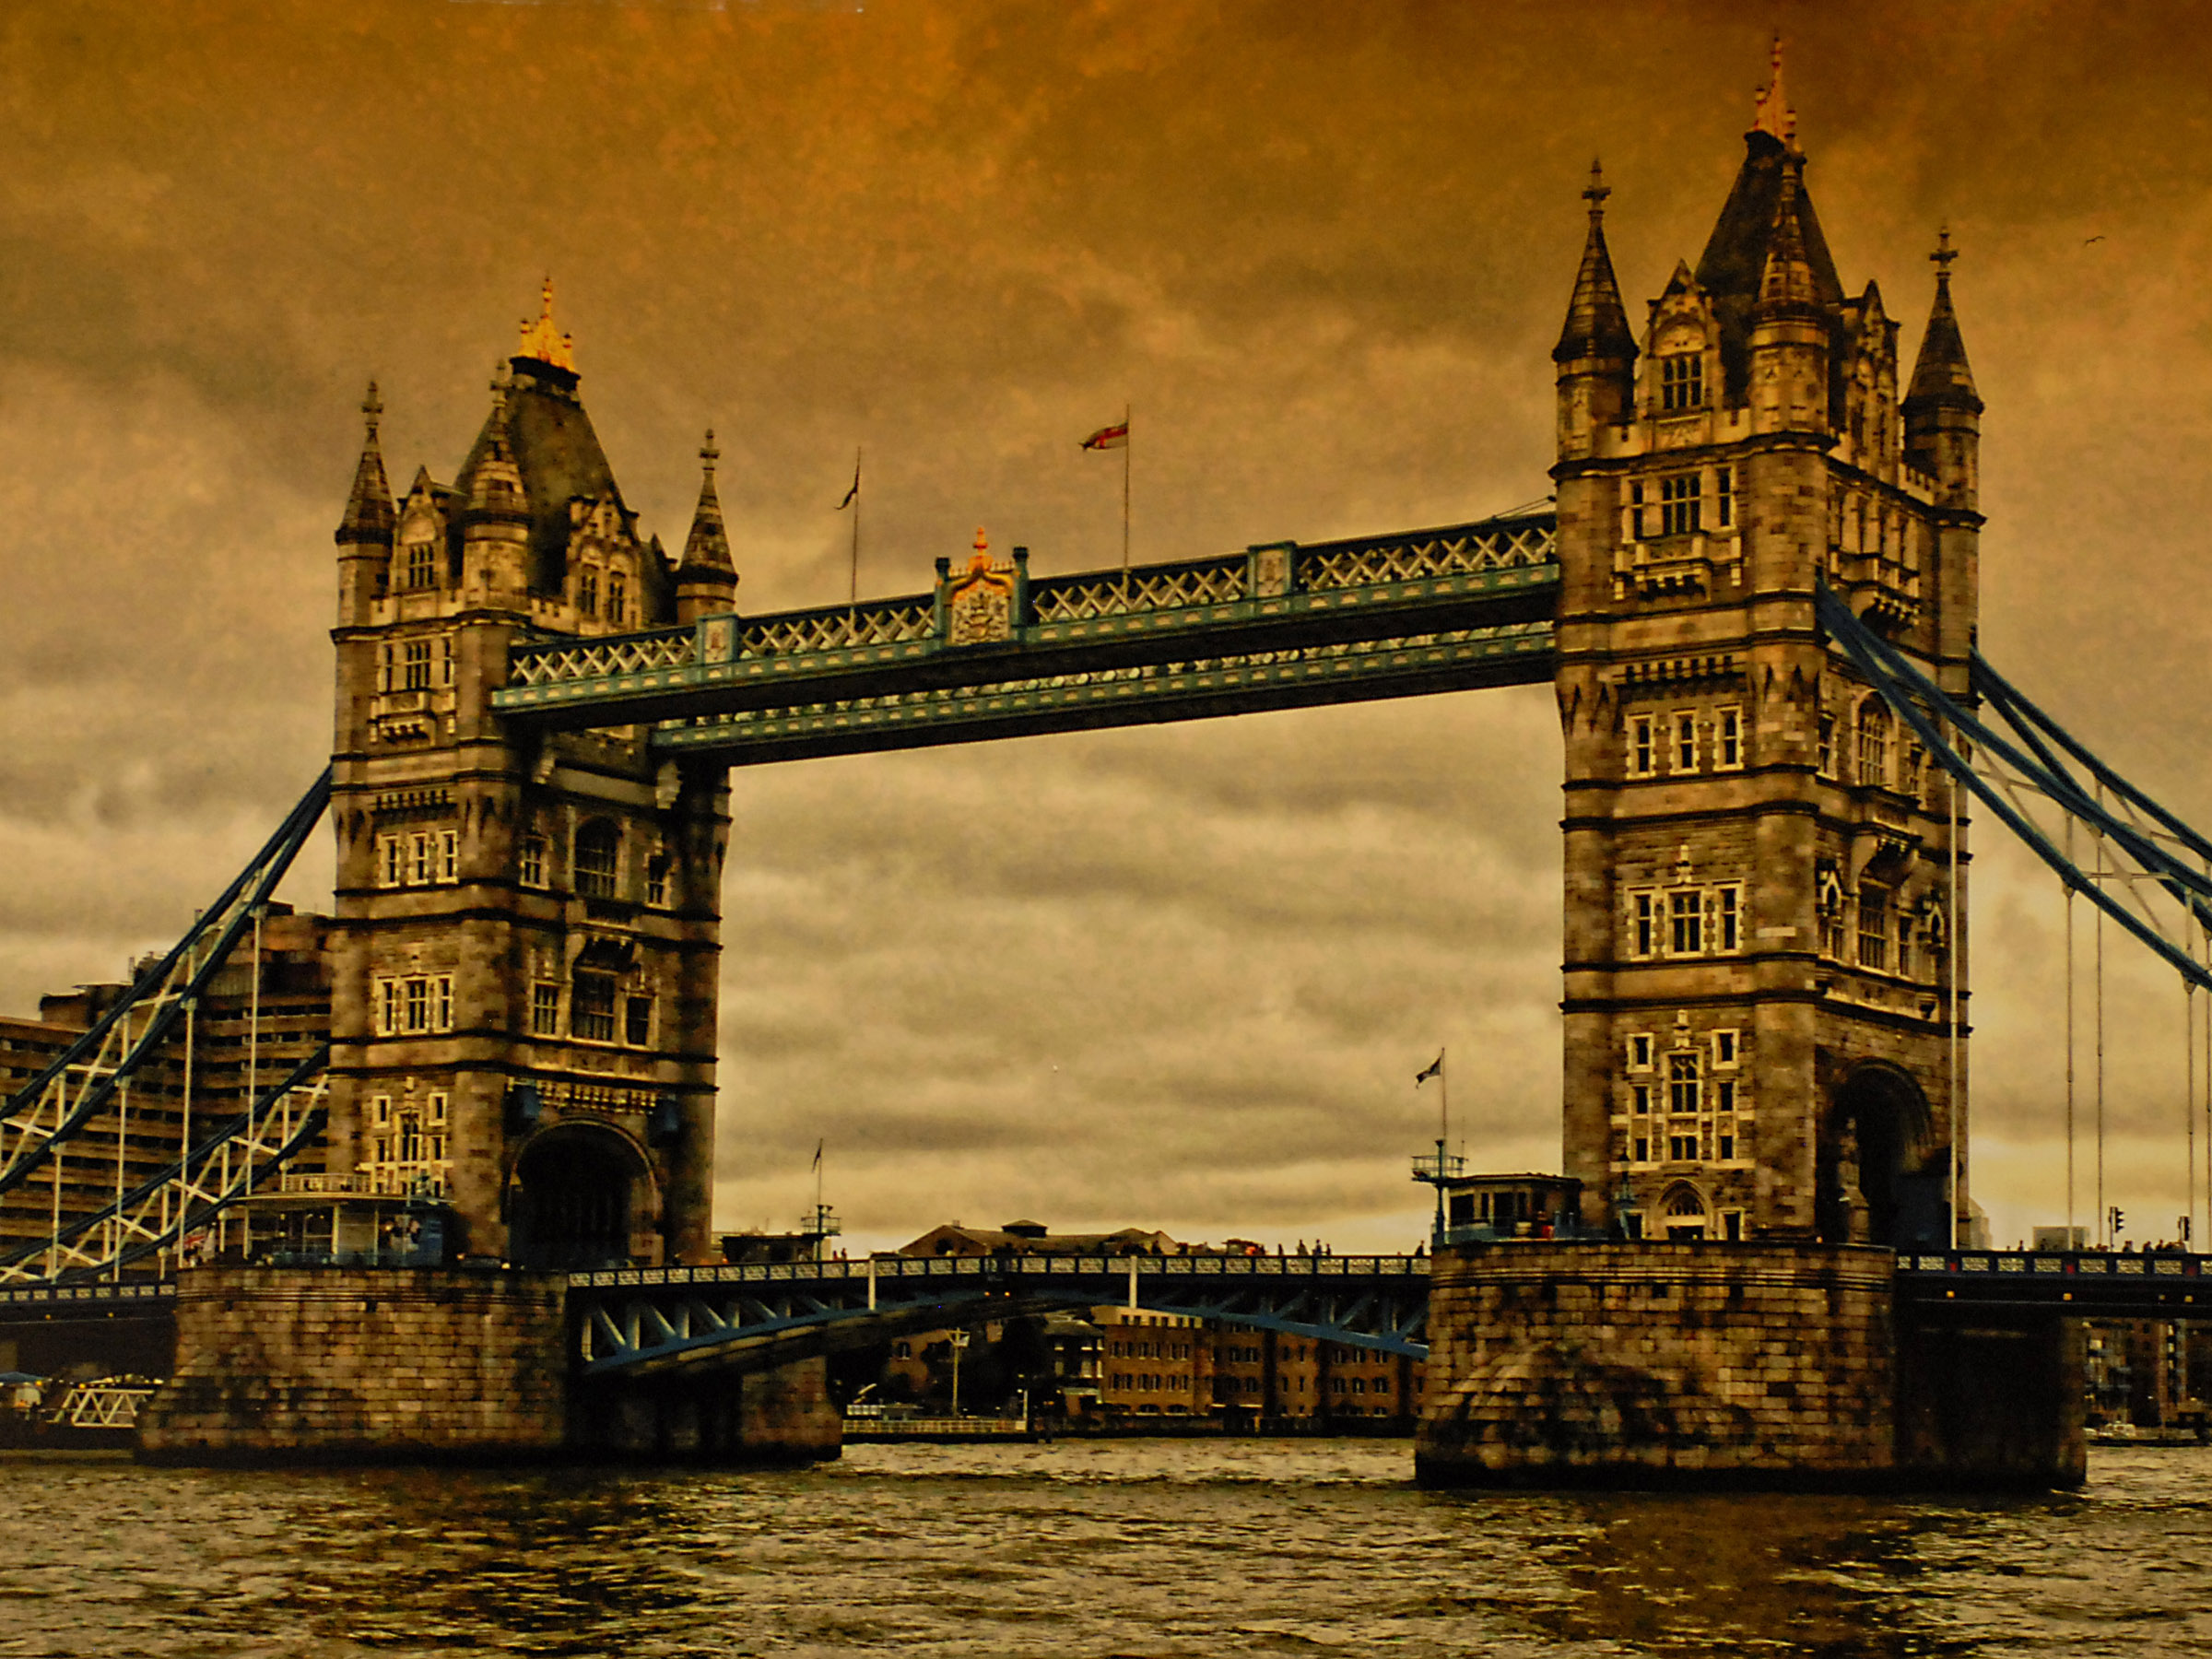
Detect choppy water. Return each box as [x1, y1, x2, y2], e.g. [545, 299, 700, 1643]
[1, 1441, 2207, 1656]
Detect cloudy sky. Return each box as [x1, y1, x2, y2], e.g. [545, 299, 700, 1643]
[5, 0, 2212, 1253]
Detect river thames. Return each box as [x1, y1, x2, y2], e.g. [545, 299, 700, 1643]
[1, 1440, 2206, 1655]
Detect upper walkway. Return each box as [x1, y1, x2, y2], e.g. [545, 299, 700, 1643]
[488, 513, 1557, 763]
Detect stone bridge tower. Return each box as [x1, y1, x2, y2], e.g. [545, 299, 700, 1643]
[326, 288, 735, 1266]
[1551, 55, 1982, 1247]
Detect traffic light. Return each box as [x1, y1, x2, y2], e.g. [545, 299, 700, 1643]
[2109, 1205, 2125, 1241]
[2183, 1216, 2194, 1246]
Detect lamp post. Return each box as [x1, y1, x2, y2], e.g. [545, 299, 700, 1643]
[948, 1327, 970, 1418]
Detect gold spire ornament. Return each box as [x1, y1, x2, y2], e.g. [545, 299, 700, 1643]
[516, 277, 576, 370]
[1750, 35, 1796, 147]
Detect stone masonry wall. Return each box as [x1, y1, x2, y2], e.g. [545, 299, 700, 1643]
[137, 1265, 568, 1464]
[1417, 1241, 1896, 1488]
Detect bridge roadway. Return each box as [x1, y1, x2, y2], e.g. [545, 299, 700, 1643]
[488, 512, 1559, 764]
[6, 1247, 2209, 1377]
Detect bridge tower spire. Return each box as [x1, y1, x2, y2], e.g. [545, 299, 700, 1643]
[325, 300, 727, 1267]
[1552, 66, 1978, 1249]
[1554, 159, 1637, 461]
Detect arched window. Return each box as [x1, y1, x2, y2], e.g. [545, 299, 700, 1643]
[404, 538, 438, 590]
[574, 819, 618, 900]
[1660, 352, 1704, 412]
[1855, 700, 1891, 789]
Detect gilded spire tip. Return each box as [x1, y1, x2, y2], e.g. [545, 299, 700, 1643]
[1751, 33, 1796, 146]
[517, 276, 576, 371]
[361, 380, 383, 428]
[1931, 226, 1959, 276]
[700, 429, 720, 471]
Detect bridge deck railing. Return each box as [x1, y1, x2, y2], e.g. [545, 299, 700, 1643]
[499, 514, 1558, 700]
[570, 1253, 1431, 1292]
[1899, 1249, 2210, 1281]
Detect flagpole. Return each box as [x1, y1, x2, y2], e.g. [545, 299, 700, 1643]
[1121, 402, 1131, 578]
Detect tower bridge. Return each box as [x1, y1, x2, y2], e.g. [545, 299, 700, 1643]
[7, 53, 2212, 1479]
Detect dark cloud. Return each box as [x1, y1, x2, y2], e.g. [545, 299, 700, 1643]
[6, 1, 2212, 1249]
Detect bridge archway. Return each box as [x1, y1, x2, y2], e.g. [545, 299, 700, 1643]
[507, 1121, 658, 1270]
[1819, 1063, 1937, 1249]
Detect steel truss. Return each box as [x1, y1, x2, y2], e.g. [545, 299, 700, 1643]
[0, 1048, 330, 1285]
[0, 770, 332, 1279]
[572, 1255, 1434, 1377]
[1818, 589, 2212, 993]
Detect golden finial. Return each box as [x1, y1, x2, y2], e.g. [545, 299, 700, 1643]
[516, 277, 576, 371]
[360, 379, 383, 431]
[1751, 34, 1796, 146]
[700, 429, 719, 474]
[1930, 226, 1959, 276]
[968, 525, 992, 575]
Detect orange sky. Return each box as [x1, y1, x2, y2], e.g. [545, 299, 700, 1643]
[5, 1, 2212, 1249]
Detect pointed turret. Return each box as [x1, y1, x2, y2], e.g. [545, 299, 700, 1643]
[1693, 41, 1843, 404]
[1753, 160, 1822, 319]
[335, 383, 397, 627]
[1904, 230, 1982, 512]
[1905, 230, 1980, 415]
[1746, 153, 1830, 437]
[458, 371, 532, 608]
[336, 382, 395, 547]
[1555, 161, 1638, 458]
[677, 430, 739, 624]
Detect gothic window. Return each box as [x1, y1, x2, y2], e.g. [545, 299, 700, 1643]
[372, 973, 454, 1036]
[1897, 907, 1916, 980]
[520, 834, 547, 888]
[1716, 706, 1743, 770]
[1673, 711, 1698, 771]
[1629, 1033, 1654, 1071]
[1631, 1084, 1653, 1116]
[1628, 715, 1656, 778]
[531, 982, 560, 1036]
[1712, 885, 1741, 951]
[1667, 1052, 1701, 1117]
[606, 571, 627, 627]
[1855, 700, 1891, 789]
[1858, 884, 1890, 970]
[624, 994, 653, 1047]
[441, 636, 453, 687]
[1629, 478, 1648, 539]
[439, 829, 458, 883]
[1660, 353, 1704, 412]
[645, 853, 670, 908]
[1660, 473, 1701, 535]
[1818, 713, 1838, 778]
[579, 566, 600, 617]
[397, 1111, 423, 1164]
[1712, 1029, 1739, 1068]
[381, 836, 406, 887]
[1669, 889, 1702, 955]
[1715, 465, 1734, 529]
[403, 641, 431, 691]
[1817, 864, 1847, 959]
[1630, 890, 1657, 957]
[572, 971, 618, 1042]
[405, 539, 437, 590]
[574, 819, 619, 900]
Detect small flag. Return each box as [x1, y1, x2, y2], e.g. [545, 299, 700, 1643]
[1415, 1053, 1443, 1086]
[811, 1138, 823, 1170]
[836, 466, 859, 510]
[1081, 420, 1129, 451]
